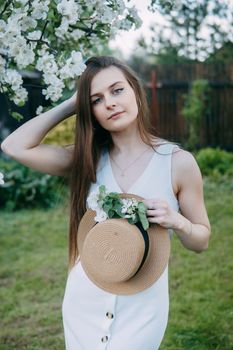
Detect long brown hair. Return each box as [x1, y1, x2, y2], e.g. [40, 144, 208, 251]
[69, 56, 158, 267]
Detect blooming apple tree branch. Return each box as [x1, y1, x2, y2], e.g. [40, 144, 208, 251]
[0, 0, 142, 119]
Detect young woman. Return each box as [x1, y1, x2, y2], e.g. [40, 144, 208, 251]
[1, 56, 211, 350]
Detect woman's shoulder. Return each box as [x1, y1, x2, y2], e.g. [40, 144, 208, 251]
[171, 147, 198, 168]
[151, 137, 180, 154]
[171, 147, 203, 190]
[152, 137, 196, 162]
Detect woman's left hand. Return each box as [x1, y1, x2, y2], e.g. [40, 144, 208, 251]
[142, 198, 182, 230]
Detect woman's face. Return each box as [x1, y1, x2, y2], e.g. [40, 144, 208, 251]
[90, 66, 139, 133]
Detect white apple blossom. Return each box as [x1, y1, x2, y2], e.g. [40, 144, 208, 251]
[0, 0, 141, 112]
[36, 105, 43, 115]
[27, 30, 42, 41]
[59, 65, 72, 80]
[4, 69, 23, 90]
[12, 87, 28, 105]
[98, 7, 115, 24]
[36, 53, 58, 74]
[57, 0, 79, 25]
[0, 20, 7, 39]
[8, 36, 26, 56]
[67, 80, 75, 90]
[3, 70, 28, 105]
[0, 172, 4, 185]
[68, 28, 84, 41]
[10, 3, 29, 15]
[37, 44, 49, 57]
[129, 6, 143, 29]
[55, 18, 70, 39]
[19, 15, 37, 31]
[117, 18, 132, 31]
[9, 37, 35, 68]
[59, 51, 86, 79]
[16, 0, 28, 5]
[43, 72, 61, 86]
[0, 55, 6, 75]
[117, 0, 126, 14]
[31, 0, 50, 20]
[26, 30, 42, 50]
[42, 76, 64, 101]
[6, 13, 23, 36]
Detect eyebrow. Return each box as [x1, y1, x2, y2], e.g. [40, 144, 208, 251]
[90, 81, 124, 98]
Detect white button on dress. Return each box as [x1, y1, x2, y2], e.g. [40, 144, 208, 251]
[62, 143, 179, 350]
[106, 312, 114, 319]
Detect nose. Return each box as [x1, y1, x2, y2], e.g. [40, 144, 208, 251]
[104, 94, 116, 109]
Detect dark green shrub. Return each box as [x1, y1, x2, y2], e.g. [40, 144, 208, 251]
[0, 158, 68, 211]
[182, 79, 211, 150]
[196, 148, 233, 178]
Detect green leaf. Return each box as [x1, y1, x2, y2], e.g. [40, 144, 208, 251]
[11, 112, 24, 121]
[108, 209, 115, 218]
[114, 203, 124, 217]
[139, 213, 149, 230]
[128, 213, 139, 225]
[108, 192, 119, 198]
[138, 201, 147, 213]
[99, 185, 106, 196]
[18, 101, 26, 107]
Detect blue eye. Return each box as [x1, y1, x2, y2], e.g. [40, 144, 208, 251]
[113, 88, 124, 94]
[92, 97, 101, 105]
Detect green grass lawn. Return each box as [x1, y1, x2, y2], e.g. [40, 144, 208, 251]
[0, 179, 232, 350]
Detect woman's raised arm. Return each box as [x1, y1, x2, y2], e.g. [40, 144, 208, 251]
[1, 95, 77, 177]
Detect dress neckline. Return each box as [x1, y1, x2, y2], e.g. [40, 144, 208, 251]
[107, 149, 156, 194]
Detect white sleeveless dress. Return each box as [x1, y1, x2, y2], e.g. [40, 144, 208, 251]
[62, 143, 179, 350]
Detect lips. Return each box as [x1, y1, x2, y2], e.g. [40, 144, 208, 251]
[108, 111, 124, 119]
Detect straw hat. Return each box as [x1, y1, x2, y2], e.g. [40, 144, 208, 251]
[77, 193, 170, 295]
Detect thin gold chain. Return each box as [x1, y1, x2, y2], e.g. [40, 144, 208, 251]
[110, 147, 151, 177]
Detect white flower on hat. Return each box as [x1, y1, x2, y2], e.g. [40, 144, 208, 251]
[86, 185, 149, 229]
[0, 172, 5, 185]
[94, 209, 108, 223]
[87, 190, 99, 211]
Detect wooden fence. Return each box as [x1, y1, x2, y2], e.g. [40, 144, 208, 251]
[1, 62, 233, 150]
[141, 62, 233, 150]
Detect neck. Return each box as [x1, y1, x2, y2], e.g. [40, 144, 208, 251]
[110, 124, 149, 156]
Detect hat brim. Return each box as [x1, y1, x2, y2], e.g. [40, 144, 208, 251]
[77, 193, 170, 295]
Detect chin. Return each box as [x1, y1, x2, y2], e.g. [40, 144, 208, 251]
[105, 119, 138, 133]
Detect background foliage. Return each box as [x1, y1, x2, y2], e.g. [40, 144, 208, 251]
[42, 114, 75, 145]
[182, 79, 211, 149]
[0, 158, 67, 211]
[195, 148, 233, 179]
[143, 0, 233, 63]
